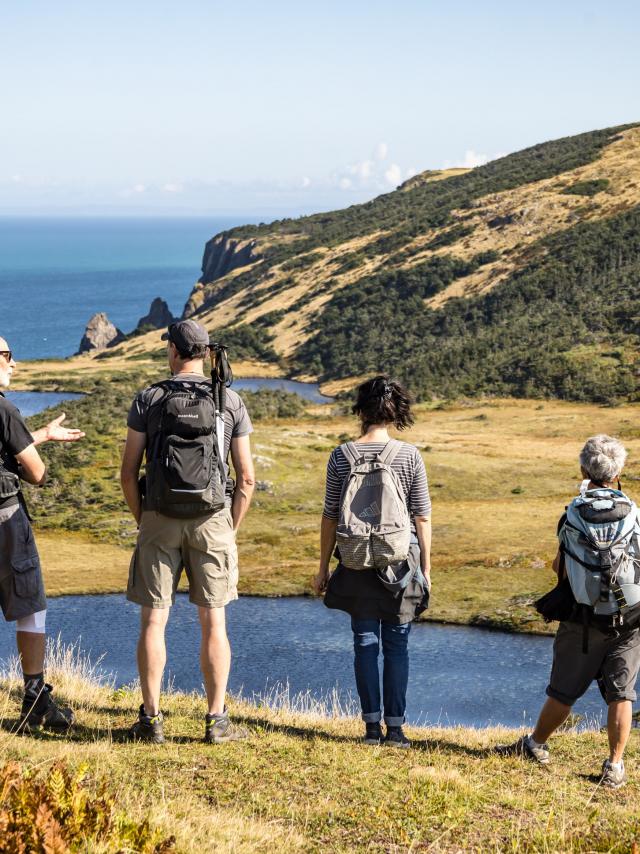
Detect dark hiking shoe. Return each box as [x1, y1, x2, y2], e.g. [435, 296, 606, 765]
[494, 735, 549, 765]
[384, 726, 411, 749]
[18, 684, 75, 733]
[204, 709, 248, 744]
[363, 722, 383, 745]
[129, 704, 165, 744]
[600, 759, 626, 789]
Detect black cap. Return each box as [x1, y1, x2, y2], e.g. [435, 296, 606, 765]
[161, 320, 210, 355]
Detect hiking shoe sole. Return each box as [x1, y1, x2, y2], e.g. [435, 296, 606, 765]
[494, 735, 549, 764]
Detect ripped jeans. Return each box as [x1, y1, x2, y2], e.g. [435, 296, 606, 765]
[350, 618, 411, 726]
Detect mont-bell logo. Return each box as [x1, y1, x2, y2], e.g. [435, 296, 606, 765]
[178, 413, 199, 419]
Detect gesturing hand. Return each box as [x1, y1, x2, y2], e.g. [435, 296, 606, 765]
[46, 413, 85, 442]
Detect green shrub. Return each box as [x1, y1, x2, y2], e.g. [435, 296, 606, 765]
[562, 179, 610, 197]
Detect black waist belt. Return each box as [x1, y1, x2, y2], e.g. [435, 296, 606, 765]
[0, 494, 20, 511]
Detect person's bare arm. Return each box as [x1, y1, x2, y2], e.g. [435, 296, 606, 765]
[314, 516, 338, 594]
[415, 515, 432, 587]
[230, 434, 255, 531]
[31, 413, 85, 446]
[120, 428, 146, 524]
[15, 444, 46, 486]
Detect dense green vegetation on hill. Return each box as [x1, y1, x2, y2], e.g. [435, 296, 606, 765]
[193, 124, 637, 317]
[296, 206, 640, 403]
[222, 123, 635, 255]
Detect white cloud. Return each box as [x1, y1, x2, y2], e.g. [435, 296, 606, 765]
[339, 177, 353, 190]
[162, 182, 183, 193]
[375, 142, 388, 161]
[133, 183, 146, 193]
[348, 159, 374, 180]
[384, 163, 403, 186]
[301, 176, 311, 188]
[444, 149, 507, 169]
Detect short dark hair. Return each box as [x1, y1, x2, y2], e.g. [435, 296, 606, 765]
[352, 375, 414, 431]
[173, 343, 209, 360]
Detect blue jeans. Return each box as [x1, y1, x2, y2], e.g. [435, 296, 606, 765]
[350, 618, 411, 726]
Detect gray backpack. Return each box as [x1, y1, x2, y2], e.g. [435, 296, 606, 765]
[336, 439, 411, 570]
[560, 487, 640, 624]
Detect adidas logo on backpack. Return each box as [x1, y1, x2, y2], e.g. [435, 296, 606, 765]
[336, 440, 410, 570]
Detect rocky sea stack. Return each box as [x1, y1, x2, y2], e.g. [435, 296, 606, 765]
[77, 312, 125, 354]
[135, 297, 175, 332]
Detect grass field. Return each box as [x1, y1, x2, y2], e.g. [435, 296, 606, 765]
[1, 644, 640, 853]
[30, 396, 640, 634]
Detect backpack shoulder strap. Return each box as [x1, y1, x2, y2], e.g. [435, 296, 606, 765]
[377, 439, 403, 467]
[340, 442, 360, 470]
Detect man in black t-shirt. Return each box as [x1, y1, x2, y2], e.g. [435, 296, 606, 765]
[121, 320, 255, 744]
[0, 336, 85, 732]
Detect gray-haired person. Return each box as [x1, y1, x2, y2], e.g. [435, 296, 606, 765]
[496, 435, 640, 789]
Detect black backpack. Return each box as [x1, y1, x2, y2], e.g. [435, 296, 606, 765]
[143, 380, 227, 518]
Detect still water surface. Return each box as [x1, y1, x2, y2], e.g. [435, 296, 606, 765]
[0, 594, 609, 728]
[6, 391, 84, 417]
[232, 378, 332, 404]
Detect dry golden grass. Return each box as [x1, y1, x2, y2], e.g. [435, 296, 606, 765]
[423, 126, 640, 307]
[12, 354, 281, 392]
[1, 644, 639, 852]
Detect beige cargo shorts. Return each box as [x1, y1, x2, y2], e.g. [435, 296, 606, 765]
[126, 507, 238, 609]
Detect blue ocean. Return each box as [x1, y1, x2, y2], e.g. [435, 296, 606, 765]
[0, 216, 258, 361]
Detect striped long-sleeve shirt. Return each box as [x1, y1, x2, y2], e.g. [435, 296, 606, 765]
[323, 441, 431, 521]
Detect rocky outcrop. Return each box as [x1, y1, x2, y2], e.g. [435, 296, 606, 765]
[77, 312, 125, 354]
[135, 297, 175, 331]
[181, 233, 261, 318]
[201, 234, 260, 283]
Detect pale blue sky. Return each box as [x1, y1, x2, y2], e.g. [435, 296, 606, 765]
[1, 0, 638, 215]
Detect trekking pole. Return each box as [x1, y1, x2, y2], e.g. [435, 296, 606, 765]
[209, 341, 232, 463]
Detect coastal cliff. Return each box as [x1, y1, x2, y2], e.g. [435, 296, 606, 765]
[183, 234, 260, 317]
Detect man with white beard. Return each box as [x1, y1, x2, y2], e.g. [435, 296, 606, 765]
[0, 336, 85, 732]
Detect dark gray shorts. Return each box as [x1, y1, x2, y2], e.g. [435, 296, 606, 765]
[546, 620, 640, 706]
[0, 504, 47, 622]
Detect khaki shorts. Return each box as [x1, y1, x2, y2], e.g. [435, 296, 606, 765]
[126, 508, 238, 609]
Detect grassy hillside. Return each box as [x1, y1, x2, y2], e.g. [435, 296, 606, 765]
[1, 647, 639, 853]
[160, 122, 640, 403]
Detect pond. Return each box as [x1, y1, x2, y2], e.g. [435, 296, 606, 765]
[0, 594, 612, 728]
[7, 380, 330, 416]
[6, 391, 84, 417]
[232, 377, 333, 404]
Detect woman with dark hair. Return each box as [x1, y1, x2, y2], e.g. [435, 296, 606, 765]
[314, 376, 431, 747]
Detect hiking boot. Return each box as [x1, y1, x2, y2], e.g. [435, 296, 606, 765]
[384, 726, 411, 749]
[18, 683, 75, 733]
[494, 734, 550, 764]
[363, 722, 383, 745]
[204, 709, 248, 744]
[600, 759, 626, 789]
[129, 704, 165, 744]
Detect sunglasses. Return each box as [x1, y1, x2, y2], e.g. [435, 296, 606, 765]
[0, 351, 12, 362]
